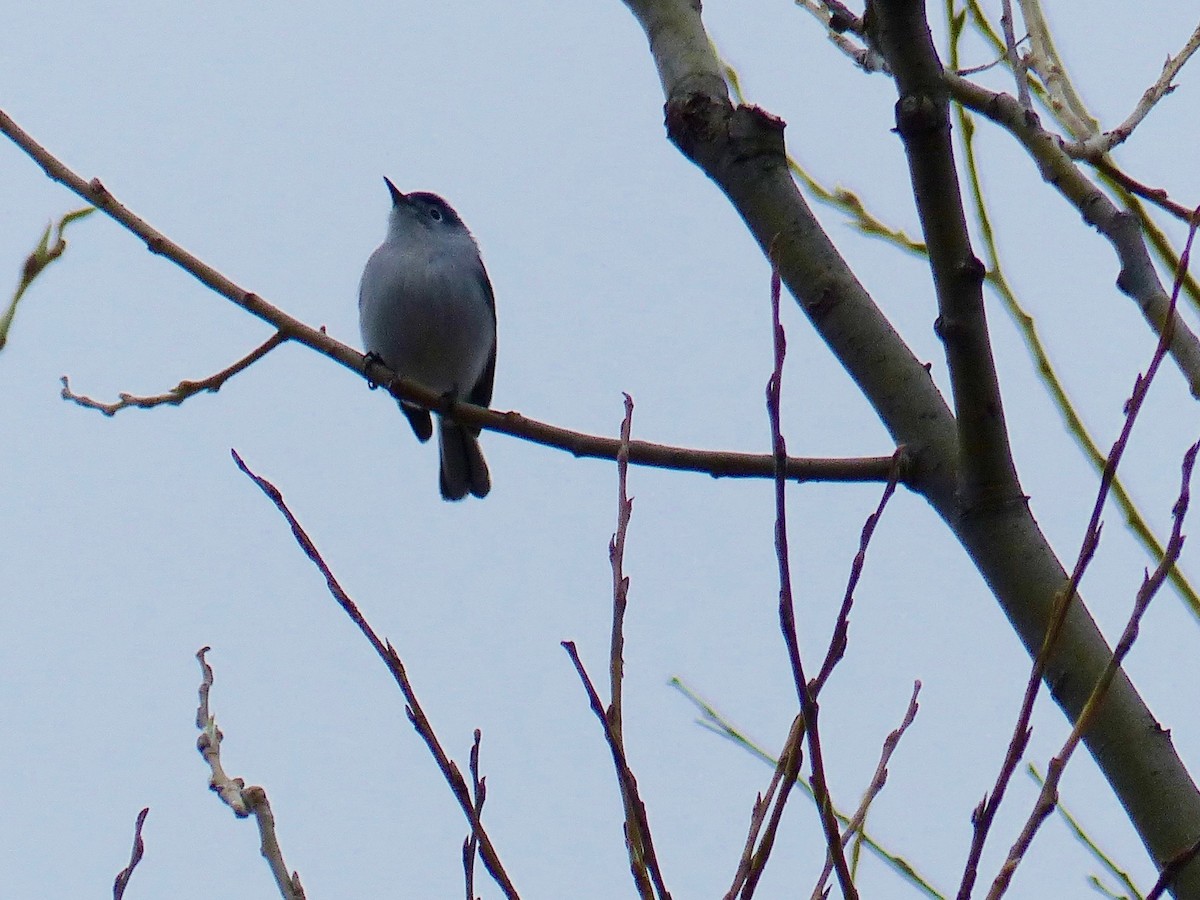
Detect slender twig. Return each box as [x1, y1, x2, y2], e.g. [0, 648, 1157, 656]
[960, 0, 1200, 233]
[194, 648, 305, 900]
[1062, 21, 1200, 159]
[674, 679, 947, 900]
[811, 682, 922, 900]
[724, 727, 791, 899]
[608, 394, 635, 737]
[229, 452, 519, 900]
[766, 268, 856, 898]
[988, 440, 1199, 899]
[562, 642, 670, 900]
[603, 394, 653, 894]
[112, 807, 150, 900]
[462, 729, 486, 900]
[998, 0, 1030, 109]
[0, 107, 899, 486]
[60, 332, 287, 415]
[811, 449, 904, 694]
[1025, 765, 1143, 900]
[791, 1, 884, 72]
[959, 213, 1200, 900]
[1094, 159, 1195, 223]
[736, 715, 808, 899]
[1015, 0, 1098, 139]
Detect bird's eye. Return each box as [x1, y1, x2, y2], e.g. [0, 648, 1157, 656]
[428, 206, 443, 222]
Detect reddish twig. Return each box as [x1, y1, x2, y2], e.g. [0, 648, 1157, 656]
[729, 713, 806, 899]
[812, 682, 922, 899]
[766, 268, 857, 898]
[562, 641, 670, 900]
[462, 729, 486, 900]
[958, 209, 1200, 900]
[608, 394, 635, 737]
[811, 449, 905, 696]
[601, 394, 654, 893]
[230, 450, 518, 900]
[1094, 159, 1196, 224]
[112, 807, 150, 900]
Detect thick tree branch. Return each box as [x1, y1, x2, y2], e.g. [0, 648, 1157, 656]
[619, 0, 1200, 893]
[945, 75, 1200, 396]
[870, 0, 1023, 514]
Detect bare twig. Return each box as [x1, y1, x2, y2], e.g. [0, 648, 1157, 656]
[998, 0, 1031, 109]
[1015, 0, 1099, 139]
[194, 648, 305, 900]
[562, 642, 670, 900]
[0, 107, 899, 486]
[960, 212, 1200, 900]
[60, 332, 287, 415]
[724, 719, 793, 899]
[602, 394, 654, 894]
[811, 682, 922, 900]
[766, 268, 856, 898]
[957, 0, 1200, 230]
[462, 729, 486, 900]
[1063, 21, 1200, 159]
[608, 394, 635, 737]
[112, 807, 150, 900]
[792, 1, 885, 72]
[1024, 765, 1142, 899]
[811, 449, 905, 695]
[988, 441, 1199, 899]
[675, 679, 946, 899]
[1092, 160, 1195, 223]
[229, 452, 520, 899]
[735, 714, 807, 899]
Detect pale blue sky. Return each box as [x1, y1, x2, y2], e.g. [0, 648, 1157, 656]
[4, 2, 1199, 897]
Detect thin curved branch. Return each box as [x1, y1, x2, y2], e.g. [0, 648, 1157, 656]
[230, 453, 520, 900]
[1061, 20, 1200, 158]
[0, 107, 898, 487]
[60, 332, 287, 415]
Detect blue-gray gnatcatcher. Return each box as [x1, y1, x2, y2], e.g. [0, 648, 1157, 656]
[359, 178, 497, 500]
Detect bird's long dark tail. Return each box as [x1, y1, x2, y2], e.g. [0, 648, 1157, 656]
[438, 419, 490, 501]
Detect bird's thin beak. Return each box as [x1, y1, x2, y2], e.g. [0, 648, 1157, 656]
[383, 176, 406, 207]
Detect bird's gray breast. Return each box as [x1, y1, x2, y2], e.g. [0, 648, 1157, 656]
[359, 240, 495, 397]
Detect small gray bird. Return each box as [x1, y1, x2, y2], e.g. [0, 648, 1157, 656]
[359, 179, 497, 500]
